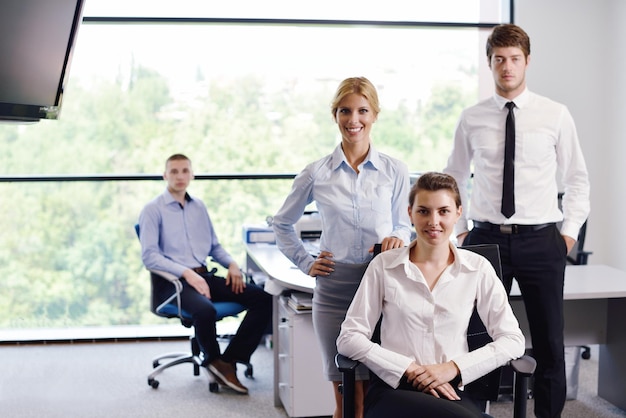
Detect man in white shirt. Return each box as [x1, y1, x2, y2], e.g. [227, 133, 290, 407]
[444, 24, 590, 418]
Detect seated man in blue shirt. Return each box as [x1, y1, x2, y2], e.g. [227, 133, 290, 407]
[138, 153, 272, 394]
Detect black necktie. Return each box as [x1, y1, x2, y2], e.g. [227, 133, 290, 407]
[501, 102, 516, 218]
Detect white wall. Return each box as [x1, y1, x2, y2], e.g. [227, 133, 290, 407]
[516, 0, 626, 270]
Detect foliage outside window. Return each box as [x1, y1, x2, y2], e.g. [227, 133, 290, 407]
[0, 1, 508, 331]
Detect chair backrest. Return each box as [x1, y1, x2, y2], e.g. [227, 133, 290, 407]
[460, 244, 504, 402]
[568, 220, 592, 265]
[135, 223, 191, 324]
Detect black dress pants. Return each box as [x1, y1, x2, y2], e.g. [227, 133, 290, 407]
[364, 374, 484, 418]
[155, 270, 272, 365]
[465, 224, 567, 418]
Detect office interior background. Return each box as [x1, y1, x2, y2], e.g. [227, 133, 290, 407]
[0, 0, 622, 338]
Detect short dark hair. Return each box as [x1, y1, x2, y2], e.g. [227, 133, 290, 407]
[165, 153, 191, 168]
[409, 172, 461, 208]
[486, 24, 531, 60]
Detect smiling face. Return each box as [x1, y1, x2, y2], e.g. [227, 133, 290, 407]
[409, 189, 461, 247]
[334, 93, 377, 146]
[489, 46, 529, 99]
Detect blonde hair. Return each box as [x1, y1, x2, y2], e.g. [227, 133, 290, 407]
[330, 77, 380, 118]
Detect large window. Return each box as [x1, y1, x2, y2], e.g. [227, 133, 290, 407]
[0, 0, 511, 336]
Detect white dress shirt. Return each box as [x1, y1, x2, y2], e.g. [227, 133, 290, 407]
[336, 242, 525, 389]
[273, 144, 412, 274]
[444, 89, 590, 240]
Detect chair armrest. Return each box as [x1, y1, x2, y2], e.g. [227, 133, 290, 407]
[335, 353, 360, 372]
[510, 354, 536, 418]
[149, 269, 179, 283]
[335, 353, 358, 418]
[510, 354, 536, 377]
[149, 269, 186, 323]
[149, 269, 183, 294]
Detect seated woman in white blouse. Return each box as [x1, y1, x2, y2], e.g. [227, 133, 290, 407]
[336, 172, 525, 418]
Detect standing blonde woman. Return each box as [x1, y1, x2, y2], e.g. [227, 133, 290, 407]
[273, 77, 412, 418]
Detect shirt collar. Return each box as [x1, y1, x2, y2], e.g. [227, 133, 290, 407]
[493, 87, 529, 110]
[330, 143, 380, 171]
[163, 188, 193, 205]
[384, 240, 474, 273]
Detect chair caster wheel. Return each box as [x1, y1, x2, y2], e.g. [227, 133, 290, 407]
[244, 365, 254, 379]
[152, 360, 160, 368]
[148, 378, 159, 389]
[581, 348, 591, 360]
[209, 382, 219, 393]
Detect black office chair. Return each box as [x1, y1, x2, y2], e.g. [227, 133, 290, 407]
[335, 244, 536, 418]
[566, 219, 593, 360]
[134, 224, 253, 392]
[558, 193, 593, 359]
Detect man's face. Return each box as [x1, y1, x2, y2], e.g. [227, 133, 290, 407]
[489, 46, 529, 98]
[164, 159, 193, 193]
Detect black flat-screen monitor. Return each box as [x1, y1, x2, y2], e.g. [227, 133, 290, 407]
[0, 0, 85, 122]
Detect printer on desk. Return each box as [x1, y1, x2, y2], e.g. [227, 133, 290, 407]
[243, 211, 321, 242]
[244, 211, 322, 255]
[294, 211, 322, 241]
[295, 211, 322, 256]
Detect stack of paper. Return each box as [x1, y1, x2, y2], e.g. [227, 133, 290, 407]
[287, 292, 313, 311]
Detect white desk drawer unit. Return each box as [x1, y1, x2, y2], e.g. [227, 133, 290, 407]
[277, 297, 334, 417]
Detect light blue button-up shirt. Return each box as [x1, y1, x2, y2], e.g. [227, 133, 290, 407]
[273, 144, 412, 274]
[138, 189, 234, 278]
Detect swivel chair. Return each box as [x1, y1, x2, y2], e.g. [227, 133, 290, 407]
[558, 192, 593, 359]
[134, 224, 253, 392]
[335, 244, 536, 418]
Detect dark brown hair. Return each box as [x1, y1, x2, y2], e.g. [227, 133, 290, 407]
[486, 24, 531, 60]
[409, 172, 461, 208]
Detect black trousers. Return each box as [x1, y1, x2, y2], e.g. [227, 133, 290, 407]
[155, 270, 272, 365]
[465, 224, 567, 418]
[364, 374, 484, 418]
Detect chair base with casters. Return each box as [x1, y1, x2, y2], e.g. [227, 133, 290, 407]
[148, 335, 202, 390]
[335, 353, 535, 418]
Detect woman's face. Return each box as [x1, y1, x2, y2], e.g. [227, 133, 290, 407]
[409, 189, 461, 246]
[334, 93, 377, 146]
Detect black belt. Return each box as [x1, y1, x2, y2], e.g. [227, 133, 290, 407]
[472, 221, 555, 234]
[191, 266, 217, 275]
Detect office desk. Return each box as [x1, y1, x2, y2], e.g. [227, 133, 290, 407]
[510, 264, 626, 410]
[246, 244, 626, 414]
[246, 243, 334, 417]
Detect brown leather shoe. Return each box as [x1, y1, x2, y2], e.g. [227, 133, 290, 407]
[208, 359, 249, 394]
[203, 365, 225, 385]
